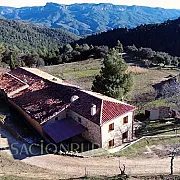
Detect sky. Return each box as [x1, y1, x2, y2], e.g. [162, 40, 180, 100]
[0, 0, 180, 9]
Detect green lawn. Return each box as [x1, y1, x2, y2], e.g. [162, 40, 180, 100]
[40, 59, 102, 89]
[146, 99, 167, 108]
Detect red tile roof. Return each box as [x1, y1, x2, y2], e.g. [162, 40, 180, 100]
[0, 73, 26, 93]
[70, 91, 102, 124]
[1, 68, 135, 125]
[101, 100, 136, 124]
[6, 68, 79, 123]
[9, 68, 49, 93]
[13, 86, 65, 123]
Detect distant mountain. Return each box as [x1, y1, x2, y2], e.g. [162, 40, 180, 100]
[77, 17, 180, 57]
[1, 3, 180, 35]
[0, 18, 79, 52]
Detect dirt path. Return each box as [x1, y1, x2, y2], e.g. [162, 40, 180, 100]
[22, 154, 180, 178]
[0, 125, 68, 179]
[1, 124, 180, 179]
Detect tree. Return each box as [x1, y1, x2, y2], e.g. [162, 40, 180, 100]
[126, 45, 138, 56]
[10, 55, 15, 70]
[0, 43, 6, 65]
[93, 46, 109, 58]
[64, 44, 73, 53]
[133, 91, 155, 113]
[92, 49, 133, 99]
[157, 80, 180, 111]
[137, 47, 155, 60]
[115, 40, 123, 56]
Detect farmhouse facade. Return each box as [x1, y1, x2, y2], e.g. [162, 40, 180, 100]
[0, 68, 135, 149]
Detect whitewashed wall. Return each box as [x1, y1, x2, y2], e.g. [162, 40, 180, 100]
[101, 111, 133, 149]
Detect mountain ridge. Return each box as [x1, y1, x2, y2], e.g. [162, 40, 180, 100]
[1, 3, 180, 35]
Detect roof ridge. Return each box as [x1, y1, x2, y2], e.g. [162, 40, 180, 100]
[20, 67, 80, 88]
[81, 90, 122, 103]
[104, 99, 136, 108]
[6, 72, 28, 85]
[100, 99, 104, 125]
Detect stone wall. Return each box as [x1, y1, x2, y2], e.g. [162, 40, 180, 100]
[101, 111, 133, 149]
[68, 110, 101, 147]
[43, 109, 66, 126]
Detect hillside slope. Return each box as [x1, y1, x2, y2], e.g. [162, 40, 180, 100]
[0, 18, 79, 52]
[1, 3, 180, 35]
[78, 17, 180, 57]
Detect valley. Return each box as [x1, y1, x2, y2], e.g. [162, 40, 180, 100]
[0, 1, 180, 179]
[0, 59, 180, 179]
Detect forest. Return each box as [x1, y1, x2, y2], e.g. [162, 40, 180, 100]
[0, 17, 180, 69]
[0, 18, 109, 68]
[0, 18, 106, 67]
[77, 17, 180, 57]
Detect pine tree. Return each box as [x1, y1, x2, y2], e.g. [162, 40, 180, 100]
[0, 43, 6, 65]
[116, 40, 123, 54]
[92, 49, 133, 99]
[10, 55, 15, 70]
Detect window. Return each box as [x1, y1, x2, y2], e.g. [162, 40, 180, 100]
[122, 131, 128, 140]
[109, 123, 114, 131]
[123, 116, 128, 124]
[108, 139, 114, 147]
[78, 117, 81, 123]
[55, 117, 58, 120]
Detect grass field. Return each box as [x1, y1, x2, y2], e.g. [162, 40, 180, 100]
[41, 59, 179, 98]
[40, 59, 102, 89]
[136, 119, 180, 137]
[115, 136, 180, 158]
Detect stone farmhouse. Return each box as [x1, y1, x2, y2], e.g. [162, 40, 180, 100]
[0, 67, 135, 149]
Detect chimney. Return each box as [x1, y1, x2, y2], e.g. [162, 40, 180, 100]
[91, 104, 96, 116]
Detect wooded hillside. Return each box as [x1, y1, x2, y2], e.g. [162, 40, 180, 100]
[78, 17, 180, 56]
[0, 18, 79, 53]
